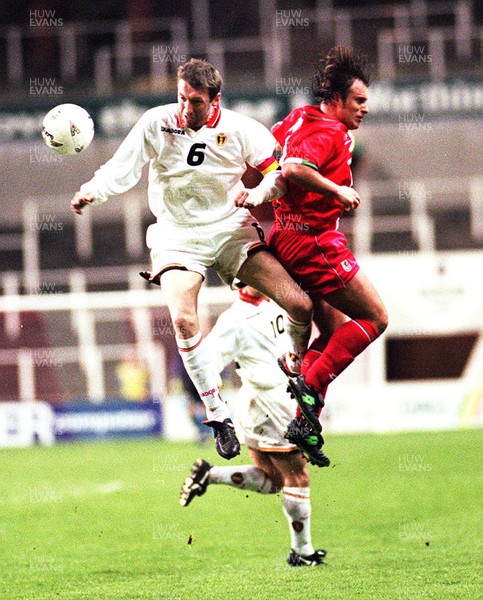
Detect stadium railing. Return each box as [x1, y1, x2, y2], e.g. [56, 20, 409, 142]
[0, 0, 480, 96]
[0, 279, 233, 403]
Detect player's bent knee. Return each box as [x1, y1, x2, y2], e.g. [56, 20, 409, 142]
[288, 295, 313, 324]
[300, 295, 314, 319]
[376, 306, 389, 335]
[364, 303, 388, 337]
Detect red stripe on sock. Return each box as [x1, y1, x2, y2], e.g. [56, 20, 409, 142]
[177, 337, 203, 352]
[353, 319, 380, 342]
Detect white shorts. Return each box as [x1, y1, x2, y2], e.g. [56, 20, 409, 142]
[235, 382, 298, 453]
[146, 211, 267, 287]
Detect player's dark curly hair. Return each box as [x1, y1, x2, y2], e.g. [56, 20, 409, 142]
[177, 58, 222, 100]
[312, 46, 371, 103]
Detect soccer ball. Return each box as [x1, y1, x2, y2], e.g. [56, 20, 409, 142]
[42, 103, 94, 156]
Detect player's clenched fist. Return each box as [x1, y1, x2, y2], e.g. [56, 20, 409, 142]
[234, 171, 287, 209]
[336, 186, 361, 211]
[234, 188, 263, 208]
[71, 191, 96, 214]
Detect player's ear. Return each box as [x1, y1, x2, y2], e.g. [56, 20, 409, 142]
[211, 92, 221, 105]
[331, 92, 342, 106]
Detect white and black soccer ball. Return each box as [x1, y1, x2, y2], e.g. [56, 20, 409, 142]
[42, 103, 94, 155]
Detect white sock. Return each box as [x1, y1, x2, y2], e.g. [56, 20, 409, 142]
[177, 332, 229, 422]
[284, 315, 311, 358]
[209, 465, 274, 493]
[282, 486, 314, 556]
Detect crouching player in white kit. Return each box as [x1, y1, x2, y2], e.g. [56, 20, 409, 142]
[70, 59, 313, 460]
[180, 285, 327, 567]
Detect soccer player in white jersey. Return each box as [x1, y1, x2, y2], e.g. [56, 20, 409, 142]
[180, 285, 327, 566]
[70, 59, 312, 460]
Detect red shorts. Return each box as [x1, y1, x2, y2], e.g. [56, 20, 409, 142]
[268, 227, 359, 298]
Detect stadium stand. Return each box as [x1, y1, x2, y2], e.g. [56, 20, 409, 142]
[0, 1, 480, 96]
[0, 311, 62, 402]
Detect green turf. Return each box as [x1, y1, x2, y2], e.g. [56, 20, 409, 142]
[0, 429, 481, 599]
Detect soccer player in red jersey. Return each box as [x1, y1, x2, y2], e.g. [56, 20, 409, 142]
[236, 47, 388, 464]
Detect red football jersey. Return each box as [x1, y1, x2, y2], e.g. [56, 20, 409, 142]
[272, 105, 353, 233]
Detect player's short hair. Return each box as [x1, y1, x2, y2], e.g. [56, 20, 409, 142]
[312, 46, 371, 103]
[177, 58, 223, 100]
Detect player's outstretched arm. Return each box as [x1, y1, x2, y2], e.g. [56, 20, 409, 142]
[282, 162, 360, 211]
[70, 191, 97, 215]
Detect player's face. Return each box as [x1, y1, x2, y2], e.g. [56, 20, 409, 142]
[335, 79, 369, 130]
[177, 79, 220, 130]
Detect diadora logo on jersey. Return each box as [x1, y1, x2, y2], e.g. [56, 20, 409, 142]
[161, 125, 186, 135]
[216, 133, 227, 147]
[341, 259, 352, 272]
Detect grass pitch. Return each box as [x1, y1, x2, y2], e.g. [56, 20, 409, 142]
[0, 429, 481, 599]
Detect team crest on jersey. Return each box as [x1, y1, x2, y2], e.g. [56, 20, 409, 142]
[216, 133, 227, 147]
[341, 259, 352, 272]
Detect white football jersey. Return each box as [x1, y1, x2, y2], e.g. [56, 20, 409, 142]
[80, 103, 277, 226]
[207, 289, 289, 392]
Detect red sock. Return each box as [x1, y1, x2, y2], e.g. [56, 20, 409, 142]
[301, 335, 327, 374]
[305, 319, 380, 393]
